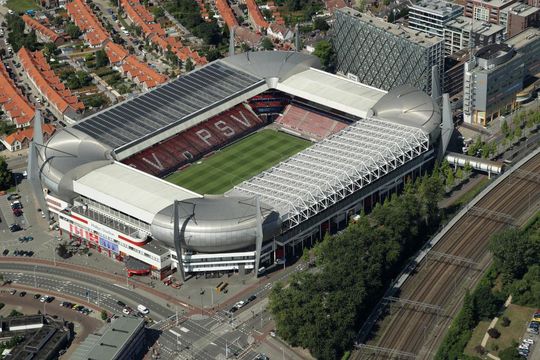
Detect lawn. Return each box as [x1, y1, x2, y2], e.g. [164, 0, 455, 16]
[7, 0, 40, 12]
[165, 129, 311, 195]
[486, 304, 535, 355]
[464, 320, 491, 357]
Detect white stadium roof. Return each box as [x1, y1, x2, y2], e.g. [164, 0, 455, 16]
[228, 117, 430, 228]
[276, 68, 386, 119]
[72, 162, 201, 224]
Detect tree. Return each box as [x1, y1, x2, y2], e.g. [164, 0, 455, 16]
[152, 6, 165, 18]
[472, 282, 501, 319]
[489, 228, 538, 282]
[205, 48, 221, 62]
[185, 58, 194, 72]
[313, 40, 335, 72]
[57, 242, 69, 259]
[500, 316, 511, 327]
[501, 119, 509, 137]
[66, 23, 82, 39]
[355, 0, 366, 11]
[514, 126, 522, 140]
[101, 309, 108, 320]
[95, 49, 109, 68]
[487, 327, 500, 339]
[0, 157, 12, 191]
[261, 37, 274, 50]
[85, 94, 106, 108]
[499, 347, 523, 360]
[43, 42, 58, 58]
[9, 309, 23, 317]
[313, 18, 329, 32]
[455, 167, 463, 180]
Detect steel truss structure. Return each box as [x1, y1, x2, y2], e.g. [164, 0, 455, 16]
[231, 118, 430, 230]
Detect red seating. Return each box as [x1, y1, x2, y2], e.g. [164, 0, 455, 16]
[123, 104, 263, 177]
[276, 104, 348, 141]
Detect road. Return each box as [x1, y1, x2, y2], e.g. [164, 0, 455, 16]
[352, 152, 540, 359]
[0, 262, 175, 320]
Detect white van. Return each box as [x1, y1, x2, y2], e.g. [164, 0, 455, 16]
[137, 304, 149, 314]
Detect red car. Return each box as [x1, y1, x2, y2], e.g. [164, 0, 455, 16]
[12, 209, 23, 217]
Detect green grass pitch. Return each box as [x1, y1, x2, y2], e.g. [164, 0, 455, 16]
[165, 129, 311, 195]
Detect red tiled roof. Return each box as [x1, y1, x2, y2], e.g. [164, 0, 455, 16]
[0, 62, 35, 126]
[216, 0, 239, 30]
[105, 41, 129, 64]
[246, 0, 269, 30]
[121, 0, 207, 65]
[22, 14, 61, 43]
[121, 55, 167, 88]
[3, 124, 56, 146]
[325, 0, 347, 11]
[66, 0, 108, 46]
[18, 48, 85, 114]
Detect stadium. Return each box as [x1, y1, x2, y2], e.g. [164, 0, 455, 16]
[31, 51, 442, 279]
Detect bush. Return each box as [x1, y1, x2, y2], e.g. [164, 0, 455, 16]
[100, 310, 108, 320]
[500, 316, 511, 327]
[0, 303, 4, 310]
[474, 345, 486, 355]
[9, 309, 23, 317]
[487, 327, 500, 339]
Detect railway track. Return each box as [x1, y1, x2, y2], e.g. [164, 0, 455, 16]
[353, 153, 540, 360]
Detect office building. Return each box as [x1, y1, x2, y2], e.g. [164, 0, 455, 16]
[463, 28, 540, 125]
[71, 317, 146, 360]
[409, 0, 463, 38]
[333, 7, 444, 94]
[444, 16, 505, 55]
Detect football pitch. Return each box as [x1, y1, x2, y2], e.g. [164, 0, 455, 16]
[165, 129, 311, 195]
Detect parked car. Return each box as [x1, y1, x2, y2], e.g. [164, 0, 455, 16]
[2, 249, 8, 256]
[7, 194, 20, 201]
[9, 289, 16, 295]
[117, 300, 126, 307]
[39, 295, 48, 303]
[19, 291, 26, 297]
[122, 307, 132, 315]
[9, 224, 21, 232]
[247, 295, 257, 303]
[33, 294, 41, 299]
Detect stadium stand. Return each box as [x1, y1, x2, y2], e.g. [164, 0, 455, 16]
[276, 104, 348, 140]
[121, 0, 207, 65]
[246, 0, 269, 30]
[18, 48, 85, 116]
[123, 104, 264, 176]
[215, 0, 239, 29]
[248, 92, 289, 114]
[22, 15, 63, 45]
[0, 62, 35, 128]
[66, 0, 108, 47]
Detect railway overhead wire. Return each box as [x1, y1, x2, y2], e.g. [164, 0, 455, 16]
[352, 152, 540, 360]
